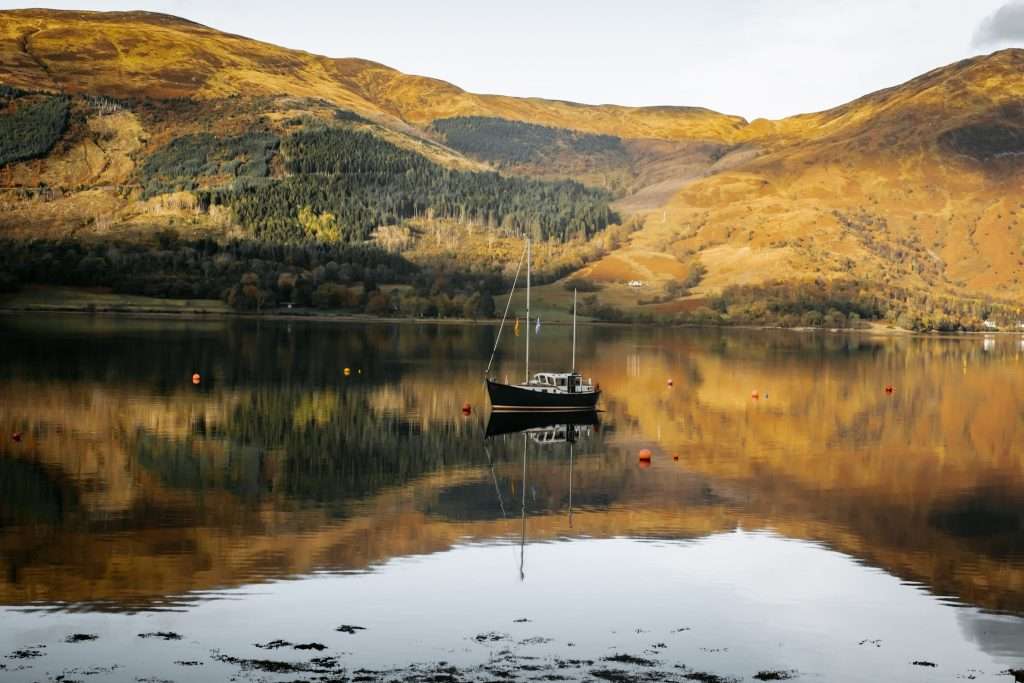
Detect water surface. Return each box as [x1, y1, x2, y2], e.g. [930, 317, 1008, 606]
[1, 315, 1023, 681]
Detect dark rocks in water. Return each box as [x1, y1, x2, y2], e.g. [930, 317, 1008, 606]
[310, 656, 339, 668]
[137, 632, 183, 641]
[754, 670, 798, 680]
[64, 634, 98, 643]
[174, 660, 203, 666]
[603, 653, 658, 667]
[473, 631, 508, 643]
[255, 639, 326, 652]
[212, 652, 313, 675]
[590, 669, 641, 682]
[254, 639, 292, 650]
[857, 639, 881, 647]
[513, 618, 531, 623]
[335, 624, 367, 634]
[682, 673, 738, 683]
[6, 646, 45, 659]
[517, 636, 553, 646]
[911, 661, 937, 668]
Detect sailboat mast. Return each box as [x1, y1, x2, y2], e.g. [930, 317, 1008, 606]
[525, 238, 531, 384]
[572, 288, 577, 373]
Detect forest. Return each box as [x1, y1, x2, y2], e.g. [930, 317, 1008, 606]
[0, 90, 70, 167]
[198, 126, 618, 244]
[431, 116, 628, 167]
[139, 131, 279, 197]
[0, 235, 499, 318]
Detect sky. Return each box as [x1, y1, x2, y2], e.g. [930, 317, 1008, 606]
[2, 0, 1023, 120]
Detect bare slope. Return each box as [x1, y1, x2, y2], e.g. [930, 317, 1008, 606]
[590, 50, 1024, 305]
[0, 9, 746, 142]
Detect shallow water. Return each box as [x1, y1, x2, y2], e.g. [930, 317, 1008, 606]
[1, 315, 1023, 681]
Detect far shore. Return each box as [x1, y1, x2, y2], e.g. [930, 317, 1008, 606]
[5, 299, 1024, 340]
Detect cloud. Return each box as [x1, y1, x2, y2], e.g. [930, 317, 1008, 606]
[972, 0, 1024, 47]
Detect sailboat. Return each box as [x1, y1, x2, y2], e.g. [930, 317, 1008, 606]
[485, 238, 601, 412]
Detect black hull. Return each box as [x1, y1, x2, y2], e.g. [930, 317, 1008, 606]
[486, 379, 600, 412]
[485, 410, 599, 439]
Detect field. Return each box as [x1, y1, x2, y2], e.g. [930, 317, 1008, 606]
[0, 285, 231, 313]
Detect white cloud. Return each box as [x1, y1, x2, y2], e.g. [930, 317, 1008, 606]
[973, 0, 1024, 47]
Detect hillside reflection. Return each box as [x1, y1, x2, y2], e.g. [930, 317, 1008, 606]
[0, 316, 1022, 615]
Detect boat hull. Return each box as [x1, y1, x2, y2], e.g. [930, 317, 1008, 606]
[486, 379, 600, 412]
[485, 410, 599, 438]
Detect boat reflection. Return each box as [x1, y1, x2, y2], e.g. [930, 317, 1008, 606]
[484, 410, 599, 440]
[485, 411, 598, 580]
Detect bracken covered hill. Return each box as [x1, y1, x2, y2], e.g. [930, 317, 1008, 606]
[1, 8, 1023, 325]
[0, 9, 747, 141]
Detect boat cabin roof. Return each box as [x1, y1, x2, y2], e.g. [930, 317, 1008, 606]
[533, 372, 581, 380]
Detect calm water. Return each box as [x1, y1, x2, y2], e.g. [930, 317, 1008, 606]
[1, 315, 1023, 682]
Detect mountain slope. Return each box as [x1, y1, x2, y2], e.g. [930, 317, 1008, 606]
[1, 8, 1022, 325]
[583, 50, 1024, 313]
[0, 9, 746, 142]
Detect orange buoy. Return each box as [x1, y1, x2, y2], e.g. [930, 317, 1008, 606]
[461, 402, 472, 415]
[191, 373, 201, 385]
[751, 390, 759, 399]
[11, 432, 22, 443]
[638, 448, 653, 462]
[885, 384, 894, 394]
[343, 367, 351, 377]
[638, 459, 652, 470]
[667, 378, 674, 387]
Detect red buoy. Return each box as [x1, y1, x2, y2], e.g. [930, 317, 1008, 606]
[673, 454, 680, 461]
[885, 384, 894, 394]
[638, 448, 653, 461]
[751, 390, 759, 399]
[461, 402, 472, 415]
[667, 378, 674, 387]
[11, 432, 22, 443]
[192, 373, 201, 385]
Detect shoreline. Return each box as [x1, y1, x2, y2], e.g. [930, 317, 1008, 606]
[3, 303, 1024, 338]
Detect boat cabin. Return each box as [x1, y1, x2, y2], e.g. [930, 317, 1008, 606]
[527, 372, 595, 394]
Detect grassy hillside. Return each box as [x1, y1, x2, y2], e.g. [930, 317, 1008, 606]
[0, 8, 1022, 328]
[0, 9, 747, 142]
[579, 50, 1024, 325]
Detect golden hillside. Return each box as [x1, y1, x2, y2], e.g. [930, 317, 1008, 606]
[586, 50, 1024, 307]
[0, 9, 746, 142]
[1, 8, 1022, 315]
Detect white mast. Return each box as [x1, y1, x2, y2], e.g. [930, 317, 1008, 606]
[572, 287, 577, 373]
[525, 238, 531, 384]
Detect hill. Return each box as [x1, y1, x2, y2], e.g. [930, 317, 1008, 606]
[0, 8, 1022, 329]
[0, 9, 746, 141]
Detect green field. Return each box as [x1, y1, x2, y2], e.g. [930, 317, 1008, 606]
[0, 286, 232, 314]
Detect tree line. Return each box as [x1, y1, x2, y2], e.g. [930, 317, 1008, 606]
[0, 91, 70, 167]
[0, 235, 498, 318]
[197, 126, 618, 244]
[431, 115, 628, 167]
[139, 131, 279, 197]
